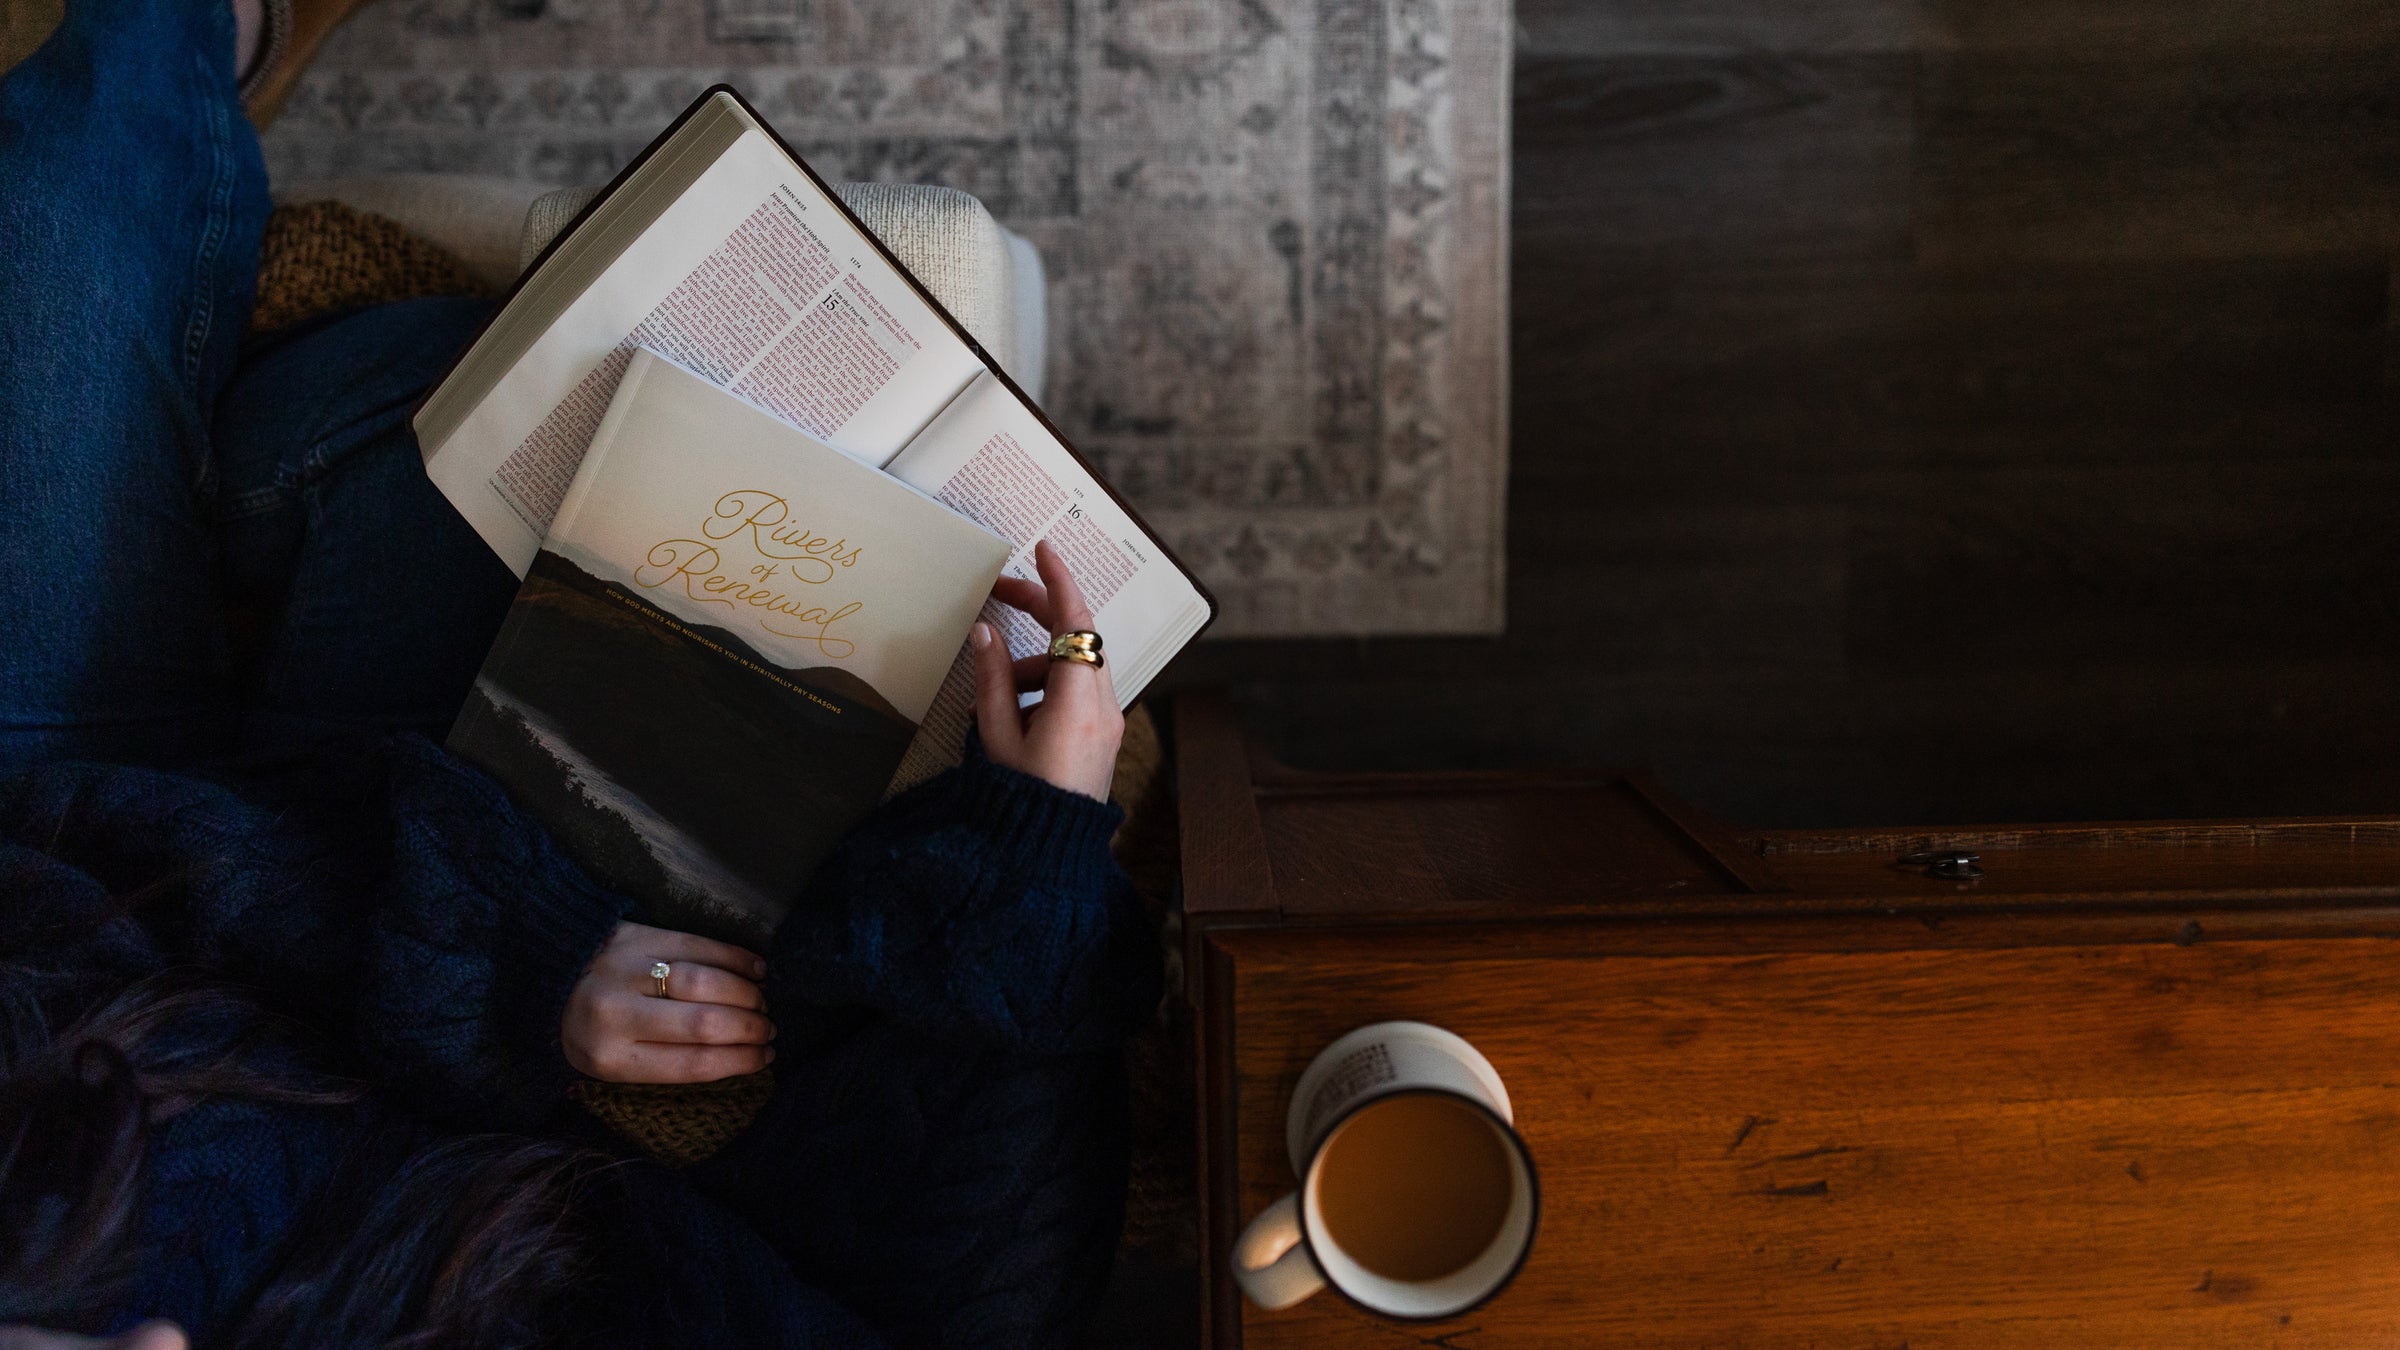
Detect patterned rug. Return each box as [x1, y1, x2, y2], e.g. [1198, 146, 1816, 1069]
[262, 0, 1511, 636]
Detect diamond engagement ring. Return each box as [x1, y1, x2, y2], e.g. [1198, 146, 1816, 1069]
[651, 961, 672, 997]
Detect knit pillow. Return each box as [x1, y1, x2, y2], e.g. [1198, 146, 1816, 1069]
[569, 1073, 778, 1167]
[250, 199, 491, 334]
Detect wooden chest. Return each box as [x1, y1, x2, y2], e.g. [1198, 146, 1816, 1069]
[1177, 694, 2400, 1348]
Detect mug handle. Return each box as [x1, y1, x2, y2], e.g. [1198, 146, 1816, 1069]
[1231, 1193, 1325, 1310]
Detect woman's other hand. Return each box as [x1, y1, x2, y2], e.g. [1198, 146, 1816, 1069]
[973, 539, 1125, 801]
[561, 922, 774, 1083]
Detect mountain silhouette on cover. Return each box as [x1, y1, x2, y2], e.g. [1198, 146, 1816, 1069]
[450, 549, 920, 948]
[553, 547, 912, 724]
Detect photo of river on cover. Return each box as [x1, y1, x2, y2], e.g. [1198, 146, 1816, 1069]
[449, 549, 918, 948]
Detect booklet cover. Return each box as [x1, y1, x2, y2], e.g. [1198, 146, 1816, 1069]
[450, 351, 1010, 947]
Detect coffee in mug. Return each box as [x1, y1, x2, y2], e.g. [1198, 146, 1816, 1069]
[1231, 1021, 1538, 1319]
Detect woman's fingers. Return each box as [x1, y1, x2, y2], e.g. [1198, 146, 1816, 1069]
[1010, 651, 1053, 691]
[949, 543, 1125, 801]
[1032, 539, 1097, 631]
[991, 573, 1054, 629]
[603, 920, 765, 980]
[570, 989, 776, 1083]
[1029, 542, 1105, 704]
[651, 960, 763, 1011]
[627, 995, 774, 1047]
[566, 922, 781, 1085]
[643, 926, 768, 980]
[971, 621, 1026, 756]
[970, 613, 1056, 691]
[601, 1040, 775, 1085]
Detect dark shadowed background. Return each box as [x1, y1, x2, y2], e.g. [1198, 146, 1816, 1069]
[1160, 0, 2400, 828]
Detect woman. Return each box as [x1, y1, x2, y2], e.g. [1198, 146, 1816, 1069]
[0, 0, 1157, 1344]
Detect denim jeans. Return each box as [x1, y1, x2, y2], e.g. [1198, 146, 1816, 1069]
[0, 0, 516, 767]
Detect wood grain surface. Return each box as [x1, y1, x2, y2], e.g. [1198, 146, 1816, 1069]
[1213, 926, 2400, 1348]
[1252, 776, 1744, 916]
[1186, 705, 2400, 919]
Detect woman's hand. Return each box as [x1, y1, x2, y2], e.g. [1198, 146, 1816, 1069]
[561, 922, 774, 1083]
[972, 539, 1126, 801]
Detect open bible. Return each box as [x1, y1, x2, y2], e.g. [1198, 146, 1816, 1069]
[414, 86, 1213, 784]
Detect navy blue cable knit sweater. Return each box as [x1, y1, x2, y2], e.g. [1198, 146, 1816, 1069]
[0, 733, 1158, 1347]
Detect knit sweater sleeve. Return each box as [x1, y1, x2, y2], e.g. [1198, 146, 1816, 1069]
[764, 739, 1161, 1056]
[0, 744, 631, 1132]
[369, 737, 636, 1127]
[0, 836, 165, 1034]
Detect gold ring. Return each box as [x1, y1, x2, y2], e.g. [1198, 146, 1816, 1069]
[651, 961, 671, 998]
[1048, 630, 1104, 668]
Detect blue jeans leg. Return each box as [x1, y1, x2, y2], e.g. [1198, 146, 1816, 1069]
[214, 296, 520, 751]
[0, 0, 266, 764]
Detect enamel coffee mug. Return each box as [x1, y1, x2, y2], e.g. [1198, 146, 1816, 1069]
[1230, 1021, 1539, 1319]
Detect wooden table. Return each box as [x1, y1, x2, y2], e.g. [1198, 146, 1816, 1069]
[1176, 693, 2400, 1348]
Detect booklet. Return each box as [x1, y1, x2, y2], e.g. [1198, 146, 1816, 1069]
[414, 85, 1215, 785]
[450, 351, 1011, 946]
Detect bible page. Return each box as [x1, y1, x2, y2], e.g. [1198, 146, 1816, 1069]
[423, 126, 986, 575]
[880, 370, 1211, 789]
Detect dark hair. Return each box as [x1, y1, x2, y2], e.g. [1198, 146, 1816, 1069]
[0, 958, 609, 1347]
